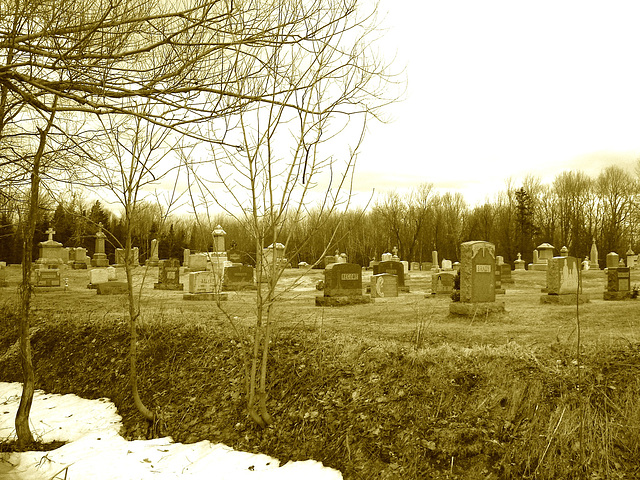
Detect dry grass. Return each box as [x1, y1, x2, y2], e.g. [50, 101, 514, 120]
[2, 265, 640, 478]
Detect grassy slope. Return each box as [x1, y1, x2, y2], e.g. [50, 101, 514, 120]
[2, 266, 640, 479]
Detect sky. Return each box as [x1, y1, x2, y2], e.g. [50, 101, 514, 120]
[351, 1, 640, 206]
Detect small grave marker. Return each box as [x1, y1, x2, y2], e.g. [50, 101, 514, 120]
[604, 267, 632, 300]
[370, 273, 398, 298]
[35, 269, 61, 287]
[223, 265, 256, 291]
[154, 259, 183, 290]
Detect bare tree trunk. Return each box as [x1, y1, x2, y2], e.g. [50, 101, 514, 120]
[125, 212, 154, 422]
[15, 105, 56, 449]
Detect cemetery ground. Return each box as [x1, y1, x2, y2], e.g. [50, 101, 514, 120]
[2, 266, 640, 479]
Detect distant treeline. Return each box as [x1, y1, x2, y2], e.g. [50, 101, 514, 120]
[0, 165, 637, 267]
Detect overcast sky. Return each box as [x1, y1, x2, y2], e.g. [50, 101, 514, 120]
[351, 1, 640, 206]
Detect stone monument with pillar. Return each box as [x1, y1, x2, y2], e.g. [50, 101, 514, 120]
[91, 223, 109, 267]
[210, 225, 229, 278]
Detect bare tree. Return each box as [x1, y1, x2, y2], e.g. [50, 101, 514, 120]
[185, 0, 395, 426]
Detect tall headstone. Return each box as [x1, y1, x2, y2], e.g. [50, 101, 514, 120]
[432, 251, 438, 270]
[146, 239, 160, 267]
[451, 241, 504, 315]
[459, 241, 495, 303]
[183, 248, 190, 268]
[91, 223, 109, 267]
[590, 239, 600, 270]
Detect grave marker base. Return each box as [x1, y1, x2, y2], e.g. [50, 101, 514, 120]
[540, 294, 589, 305]
[96, 282, 129, 295]
[183, 293, 228, 301]
[449, 301, 505, 316]
[154, 283, 184, 291]
[315, 295, 372, 307]
[603, 291, 632, 301]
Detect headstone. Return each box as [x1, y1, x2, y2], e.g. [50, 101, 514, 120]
[370, 273, 398, 298]
[89, 268, 109, 287]
[626, 248, 635, 268]
[223, 265, 256, 291]
[532, 250, 539, 264]
[106, 266, 117, 281]
[494, 266, 505, 294]
[410, 262, 420, 271]
[262, 243, 286, 274]
[459, 241, 495, 303]
[35, 268, 61, 287]
[188, 253, 208, 272]
[421, 262, 433, 271]
[71, 247, 89, 269]
[529, 243, 554, 271]
[496, 256, 504, 266]
[514, 253, 526, 270]
[37, 227, 64, 266]
[541, 256, 588, 304]
[188, 271, 217, 293]
[450, 241, 504, 315]
[212, 225, 226, 252]
[373, 260, 408, 291]
[431, 271, 455, 295]
[154, 258, 183, 290]
[546, 257, 579, 295]
[183, 271, 227, 301]
[500, 264, 513, 283]
[452, 261, 461, 272]
[146, 239, 160, 267]
[317, 263, 371, 306]
[323, 263, 362, 297]
[92, 223, 109, 267]
[381, 252, 393, 262]
[183, 249, 190, 268]
[606, 252, 619, 270]
[432, 251, 438, 270]
[604, 267, 631, 300]
[324, 255, 338, 267]
[441, 259, 452, 270]
[115, 248, 139, 266]
[560, 246, 569, 257]
[590, 239, 600, 269]
[401, 261, 409, 276]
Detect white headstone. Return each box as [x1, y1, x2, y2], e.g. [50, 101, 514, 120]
[89, 269, 109, 285]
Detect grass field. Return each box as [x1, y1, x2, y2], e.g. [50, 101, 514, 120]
[2, 265, 640, 479]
